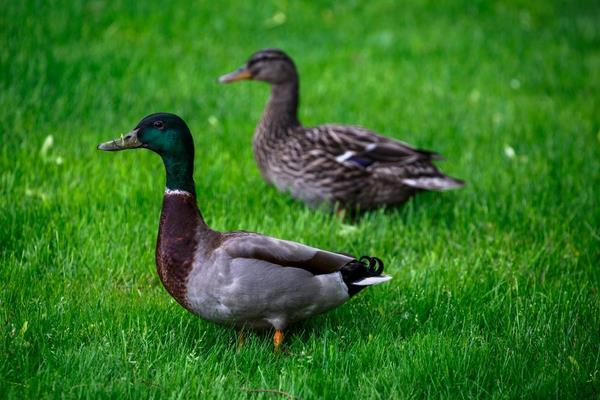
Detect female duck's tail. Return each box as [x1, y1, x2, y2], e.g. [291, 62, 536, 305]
[341, 256, 392, 296]
[402, 174, 465, 191]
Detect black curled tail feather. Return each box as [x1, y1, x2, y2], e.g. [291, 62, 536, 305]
[341, 256, 385, 297]
[360, 256, 384, 275]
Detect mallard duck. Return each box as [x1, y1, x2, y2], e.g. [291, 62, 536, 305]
[219, 49, 464, 211]
[97, 113, 391, 351]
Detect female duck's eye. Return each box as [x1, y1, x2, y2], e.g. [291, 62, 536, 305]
[153, 121, 165, 130]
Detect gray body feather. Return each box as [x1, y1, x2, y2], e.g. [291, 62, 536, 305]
[186, 232, 357, 330]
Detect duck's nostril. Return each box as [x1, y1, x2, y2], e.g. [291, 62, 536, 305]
[124, 135, 132, 140]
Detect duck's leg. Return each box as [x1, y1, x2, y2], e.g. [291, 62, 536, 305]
[335, 208, 346, 220]
[273, 330, 284, 353]
[237, 328, 245, 350]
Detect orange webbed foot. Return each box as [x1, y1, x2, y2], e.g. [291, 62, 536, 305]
[273, 330, 284, 353]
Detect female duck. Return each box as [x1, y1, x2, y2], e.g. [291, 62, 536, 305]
[97, 113, 391, 350]
[219, 49, 464, 211]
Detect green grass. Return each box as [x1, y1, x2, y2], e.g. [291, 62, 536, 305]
[1, 0, 599, 398]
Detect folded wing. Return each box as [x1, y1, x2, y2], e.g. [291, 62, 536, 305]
[221, 232, 355, 275]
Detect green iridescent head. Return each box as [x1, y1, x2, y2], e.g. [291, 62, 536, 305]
[98, 113, 196, 194]
[97, 113, 193, 156]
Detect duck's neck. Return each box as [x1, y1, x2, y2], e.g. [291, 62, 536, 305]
[258, 80, 301, 138]
[163, 154, 196, 196]
[155, 154, 213, 309]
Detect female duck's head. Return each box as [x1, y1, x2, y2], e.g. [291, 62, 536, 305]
[219, 48, 297, 85]
[98, 113, 196, 194]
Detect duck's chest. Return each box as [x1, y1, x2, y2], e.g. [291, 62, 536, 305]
[155, 192, 211, 311]
[156, 237, 195, 310]
[252, 126, 305, 181]
[252, 130, 277, 183]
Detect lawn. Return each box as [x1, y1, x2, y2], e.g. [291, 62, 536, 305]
[1, 0, 599, 398]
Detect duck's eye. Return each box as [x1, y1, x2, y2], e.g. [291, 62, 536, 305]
[153, 121, 165, 130]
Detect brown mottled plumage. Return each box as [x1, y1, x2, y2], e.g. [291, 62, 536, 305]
[220, 49, 464, 211]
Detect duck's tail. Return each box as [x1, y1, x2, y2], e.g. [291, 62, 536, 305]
[402, 174, 465, 191]
[341, 256, 392, 297]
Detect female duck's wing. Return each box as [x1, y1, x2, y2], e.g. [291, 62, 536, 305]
[305, 124, 442, 167]
[303, 124, 464, 190]
[219, 232, 354, 275]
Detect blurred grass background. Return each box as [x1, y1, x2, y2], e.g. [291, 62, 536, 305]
[1, 0, 599, 398]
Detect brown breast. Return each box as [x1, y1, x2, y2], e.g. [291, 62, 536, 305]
[155, 191, 202, 310]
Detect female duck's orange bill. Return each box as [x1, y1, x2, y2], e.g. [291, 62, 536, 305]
[218, 66, 253, 83]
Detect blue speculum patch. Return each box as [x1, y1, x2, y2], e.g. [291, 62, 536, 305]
[347, 156, 374, 167]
